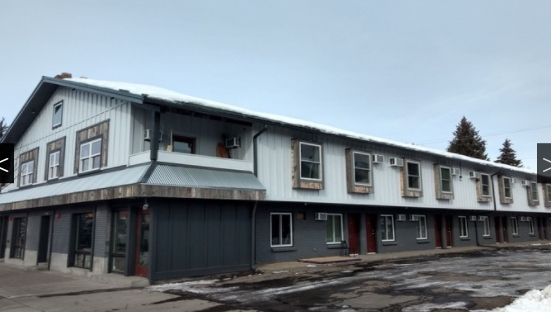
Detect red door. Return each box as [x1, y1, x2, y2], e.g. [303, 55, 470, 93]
[434, 215, 442, 248]
[501, 217, 508, 243]
[494, 217, 501, 243]
[347, 214, 360, 255]
[445, 216, 453, 247]
[134, 209, 150, 278]
[366, 214, 377, 253]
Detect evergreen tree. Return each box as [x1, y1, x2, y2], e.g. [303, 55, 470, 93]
[0, 117, 7, 139]
[495, 139, 522, 167]
[447, 116, 489, 160]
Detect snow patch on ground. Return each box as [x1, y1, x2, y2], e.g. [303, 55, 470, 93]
[402, 301, 467, 312]
[473, 284, 551, 312]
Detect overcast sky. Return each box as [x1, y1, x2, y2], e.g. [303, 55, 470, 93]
[1, 1, 550, 169]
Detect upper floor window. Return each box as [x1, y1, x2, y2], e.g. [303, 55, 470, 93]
[300, 142, 322, 180]
[326, 214, 343, 244]
[48, 151, 60, 179]
[172, 135, 196, 154]
[353, 152, 371, 185]
[270, 213, 292, 247]
[345, 149, 373, 194]
[292, 139, 324, 190]
[545, 184, 551, 207]
[503, 177, 512, 199]
[80, 138, 102, 173]
[481, 174, 491, 197]
[20, 160, 34, 186]
[440, 167, 452, 193]
[530, 182, 539, 201]
[53, 101, 63, 128]
[406, 161, 421, 190]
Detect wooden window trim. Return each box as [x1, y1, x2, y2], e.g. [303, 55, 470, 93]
[434, 164, 453, 200]
[401, 159, 422, 198]
[45, 137, 66, 181]
[544, 184, 551, 208]
[345, 149, 373, 194]
[18, 147, 39, 187]
[476, 173, 492, 203]
[498, 176, 514, 204]
[291, 139, 324, 190]
[74, 120, 109, 174]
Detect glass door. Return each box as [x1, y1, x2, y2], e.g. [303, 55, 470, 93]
[134, 210, 150, 277]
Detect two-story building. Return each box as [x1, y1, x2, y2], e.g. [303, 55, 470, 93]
[1, 74, 550, 282]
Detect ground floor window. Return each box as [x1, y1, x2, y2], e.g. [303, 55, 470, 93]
[326, 214, 343, 244]
[73, 213, 94, 269]
[10, 217, 26, 259]
[111, 210, 128, 273]
[459, 216, 468, 238]
[381, 215, 395, 241]
[417, 215, 427, 239]
[482, 216, 491, 237]
[511, 217, 519, 235]
[528, 217, 535, 235]
[271, 213, 293, 247]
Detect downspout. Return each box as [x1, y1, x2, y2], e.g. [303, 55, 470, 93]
[251, 126, 267, 271]
[150, 110, 161, 161]
[490, 172, 500, 243]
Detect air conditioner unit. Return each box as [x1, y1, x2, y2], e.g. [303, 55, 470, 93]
[389, 157, 404, 167]
[468, 171, 479, 179]
[510, 178, 516, 184]
[478, 216, 486, 222]
[470, 216, 478, 222]
[409, 214, 419, 221]
[521, 180, 530, 187]
[452, 168, 461, 176]
[144, 129, 163, 142]
[225, 137, 241, 149]
[397, 214, 406, 221]
[519, 217, 527, 222]
[315, 213, 327, 221]
[372, 154, 384, 164]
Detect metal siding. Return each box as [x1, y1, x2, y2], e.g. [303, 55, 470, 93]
[146, 165, 265, 190]
[13, 87, 132, 188]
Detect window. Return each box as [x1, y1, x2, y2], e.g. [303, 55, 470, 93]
[48, 151, 60, 179]
[530, 182, 539, 201]
[172, 135, 196, 154]
[52, 101, 63, 128]
[546, 184, 551, 207]
[353, 152, 371, 185]
[20, 160, 34, 186]
[511, 217, 519, 235]
[10, 217, 26, 259]
[459, 216, 468, 238]
[503, 177, 512, 199]
[481, 174, 491, 197]
[300, 142, 322, 180]
[326, 214, 343, 244]
[417, 215, 427, 239]
[482, 216, 490, 237]
[406, 161, 421, 190]
[79, 138, 102, 173]
[528, 217, 535, 235]
[271, 213, 292, 247]
[440, 167, 452, 193]
[381, 215, 395, 241]
[111, 210, 128, 273]
[73, 213, 94, 269]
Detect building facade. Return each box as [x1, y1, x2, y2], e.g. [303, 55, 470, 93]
[1, 75, 550, 281]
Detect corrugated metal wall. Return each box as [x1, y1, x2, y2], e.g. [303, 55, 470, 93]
[14, 87, 132, 187]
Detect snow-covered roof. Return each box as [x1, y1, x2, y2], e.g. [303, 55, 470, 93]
[65, 77, 537, 176]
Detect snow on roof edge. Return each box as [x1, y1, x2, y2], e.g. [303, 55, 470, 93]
[64, 77, 537, 176]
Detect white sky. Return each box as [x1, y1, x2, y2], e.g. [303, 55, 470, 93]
[1, 0, 550, 169]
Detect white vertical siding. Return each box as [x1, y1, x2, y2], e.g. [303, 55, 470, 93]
[14, 87, 132, 187]
[256, 125, 546, 213]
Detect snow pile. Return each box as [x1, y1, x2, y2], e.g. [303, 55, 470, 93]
[487, 284, 551, 312]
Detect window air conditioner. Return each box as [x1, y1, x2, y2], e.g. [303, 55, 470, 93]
[409, 214, 419, 221]
[315, 213, 328, 221]
[477, 216, 486, 222]
[372, 154, 384, 164]
[452, 168, 461, 176]
[389, 157, 404, 167]
[510, 178, 516, 184]
[397, 214, 406, 221]
[468, 171, 479, 179]
[521, 180, 530, 187]
[144, 129, 163, 142]
[470, 216, 478, 222]
[520, 217, 527, 222]
[225, 137, 241, 149]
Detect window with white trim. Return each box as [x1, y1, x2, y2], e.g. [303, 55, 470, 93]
[326, 214, 343, 244]
[20, 160, 34, 186]
[79, 138, 102, 173]
[530, 182, 539, 201]
[482, 216, 490, 237]
[270, 213, 293, 247]
[381, 215, 395, 241]
[300, 142, 322, 180]
[459, 216, 468, 238]
[416, 215, 427, 239]
[511, 217, 519, 235]
[503, 177, 512, 199]
[52, 101, 63, 128]
[48, 151, 60, 179]
[528, 217, 535, 235]
[406, 161, 421, 190]
[481, 174, 491, 197]
[353, 152, 371, 185]
[546, 184, 551, 206]
[440, 167, 452, 193]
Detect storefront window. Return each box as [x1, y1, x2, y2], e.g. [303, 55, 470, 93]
[73, 213, 94, 269]
[111, 210, 128, 273]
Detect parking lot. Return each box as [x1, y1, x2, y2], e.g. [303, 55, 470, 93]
[150, 247, 551, 311]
